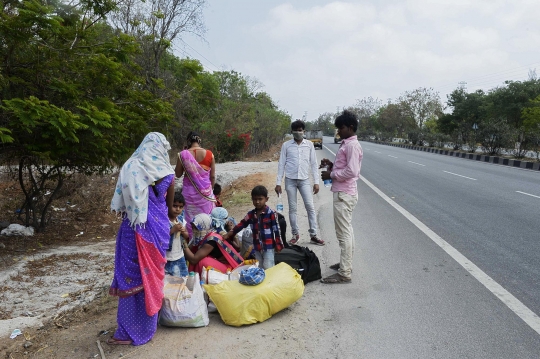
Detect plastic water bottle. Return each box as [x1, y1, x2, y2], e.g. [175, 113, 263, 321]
[186, 271, 195, 291]
[323, 166, 332, 187]
[276, 194, 284, 213]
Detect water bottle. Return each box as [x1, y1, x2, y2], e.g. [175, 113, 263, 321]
[323, 166, 332, 187]
[276, 194, 284, 213]
[186, 271, 195, 291]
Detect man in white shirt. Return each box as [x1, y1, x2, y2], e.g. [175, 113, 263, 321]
[275, 120, 324, 246]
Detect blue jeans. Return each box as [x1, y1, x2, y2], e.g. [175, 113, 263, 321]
[165, 257, 188, 277]
[285, 177, 318, 237]
[254, 248, 275, 270]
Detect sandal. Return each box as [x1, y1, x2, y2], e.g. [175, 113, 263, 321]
[320, 273, 351, 284]
[329, 263, 340, 270]
[106, 337, 133, 345]
[310, 236, 325, 246]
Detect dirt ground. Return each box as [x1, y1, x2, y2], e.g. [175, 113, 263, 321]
[0, 144, 305, 359]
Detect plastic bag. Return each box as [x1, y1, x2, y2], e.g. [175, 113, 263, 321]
[159, 273, 209, 327]
[204, 262, 304, 326]
[229, 262, 259, 281]
[201, 266, 229, 285]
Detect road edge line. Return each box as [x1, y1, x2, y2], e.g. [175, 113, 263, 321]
[324, 144, 540, 336]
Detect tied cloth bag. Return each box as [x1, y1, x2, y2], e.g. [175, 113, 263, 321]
[239, 267, 265, 286]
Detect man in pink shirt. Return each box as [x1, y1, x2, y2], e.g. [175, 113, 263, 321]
[320, 110, 363, 284]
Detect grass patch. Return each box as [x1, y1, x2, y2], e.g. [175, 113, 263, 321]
[224, 191, 252, 207]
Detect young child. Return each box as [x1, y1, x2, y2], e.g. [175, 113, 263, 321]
[224, 185, 283, 269]
[165, 192, 189, 277]
[213, 183, 223, 207]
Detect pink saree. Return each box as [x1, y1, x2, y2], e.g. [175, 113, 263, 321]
[179, 150, 216, 236]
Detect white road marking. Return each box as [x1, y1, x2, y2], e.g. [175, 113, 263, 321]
[374, 151, 381, 154]
[325, 144, 540, 337]
[388, 155, 398, 158]
[443, 170, 477, 181]
[408, 161, 425, 167]
[516, 191, 540, 199]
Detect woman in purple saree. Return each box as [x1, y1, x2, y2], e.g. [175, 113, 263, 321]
[109, 132, 175, 346]
[175, 132, 216, 236]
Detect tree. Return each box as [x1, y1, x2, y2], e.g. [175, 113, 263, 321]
[399, 87, 442, 129]
[487, 79, 540, 158]
[374, 103, 413, 141]
[352, 97, 383, 121]
[310, 112, 335, 136]
[522, 95, 540, 160]
[1, 0, 171, 231]
[110, 0, 205, 84]
[442, 88, 487, 151]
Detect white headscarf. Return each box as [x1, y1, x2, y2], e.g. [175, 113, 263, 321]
[110, 132, 175, 227]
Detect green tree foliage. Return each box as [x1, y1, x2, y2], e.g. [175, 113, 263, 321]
[442, 89, 488, 151]
[1, 0, 171, 230]
[399, 88, 442, 130]
[308, 112, 335, 136]
[373, 103, 415, 141]
[0, 1, 300, 232]
[487, 79, 540, 157]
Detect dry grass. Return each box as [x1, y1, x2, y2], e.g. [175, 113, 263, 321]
[0, 144, 281, 358]
[0, 172, 119, 271]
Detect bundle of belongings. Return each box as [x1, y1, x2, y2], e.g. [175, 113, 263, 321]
[204, 262, 304, 326]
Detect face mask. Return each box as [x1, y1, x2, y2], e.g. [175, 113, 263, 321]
[292, 131, 304, 140]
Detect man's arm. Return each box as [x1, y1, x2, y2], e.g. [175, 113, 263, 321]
[309, 142, 320, 185]
[276, 142, 287, 186]
[227, 213, 251, 237]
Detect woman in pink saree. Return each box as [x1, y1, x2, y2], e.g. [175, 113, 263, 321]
[175, 132, 216, 237]
[182, 213, 243, 275]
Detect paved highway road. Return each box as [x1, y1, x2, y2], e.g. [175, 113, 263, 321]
[313, 136, 540, 358]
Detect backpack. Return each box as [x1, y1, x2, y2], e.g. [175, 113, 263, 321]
[274, 245, 322, 284]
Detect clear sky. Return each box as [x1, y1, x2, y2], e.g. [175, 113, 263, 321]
[179, 0, 540, 121]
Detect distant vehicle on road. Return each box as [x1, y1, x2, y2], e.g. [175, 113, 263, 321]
[305, 130, 323, 149]
[334, 129, 341, 144]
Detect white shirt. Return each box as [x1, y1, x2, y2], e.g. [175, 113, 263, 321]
[166, 218, 185, 261]
[276, 139, 319, 185]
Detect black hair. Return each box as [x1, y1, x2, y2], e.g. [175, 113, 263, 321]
[251, 185, 268, 197]
[334, 110, 358, 132]
[186, 131, 202, 145]
[213, 183, 222, 196]
[173, 192, 185, 204]
[291, 120, 305, 131]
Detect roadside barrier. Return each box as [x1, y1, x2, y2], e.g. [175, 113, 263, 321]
[374, 142, 540, 171]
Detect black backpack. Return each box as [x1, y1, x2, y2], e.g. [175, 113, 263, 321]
[275, 245, 322, 284]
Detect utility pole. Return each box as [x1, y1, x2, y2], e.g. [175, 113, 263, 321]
[458, 81, 467, 91]
[302, 111, 307, 122]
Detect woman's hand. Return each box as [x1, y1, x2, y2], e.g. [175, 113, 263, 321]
[179, 225, 189, 239]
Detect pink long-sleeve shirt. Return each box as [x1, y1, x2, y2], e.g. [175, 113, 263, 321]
[330, 135, 363, 196]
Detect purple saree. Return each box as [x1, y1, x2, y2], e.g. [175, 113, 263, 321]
[109, 174, 173, 346]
